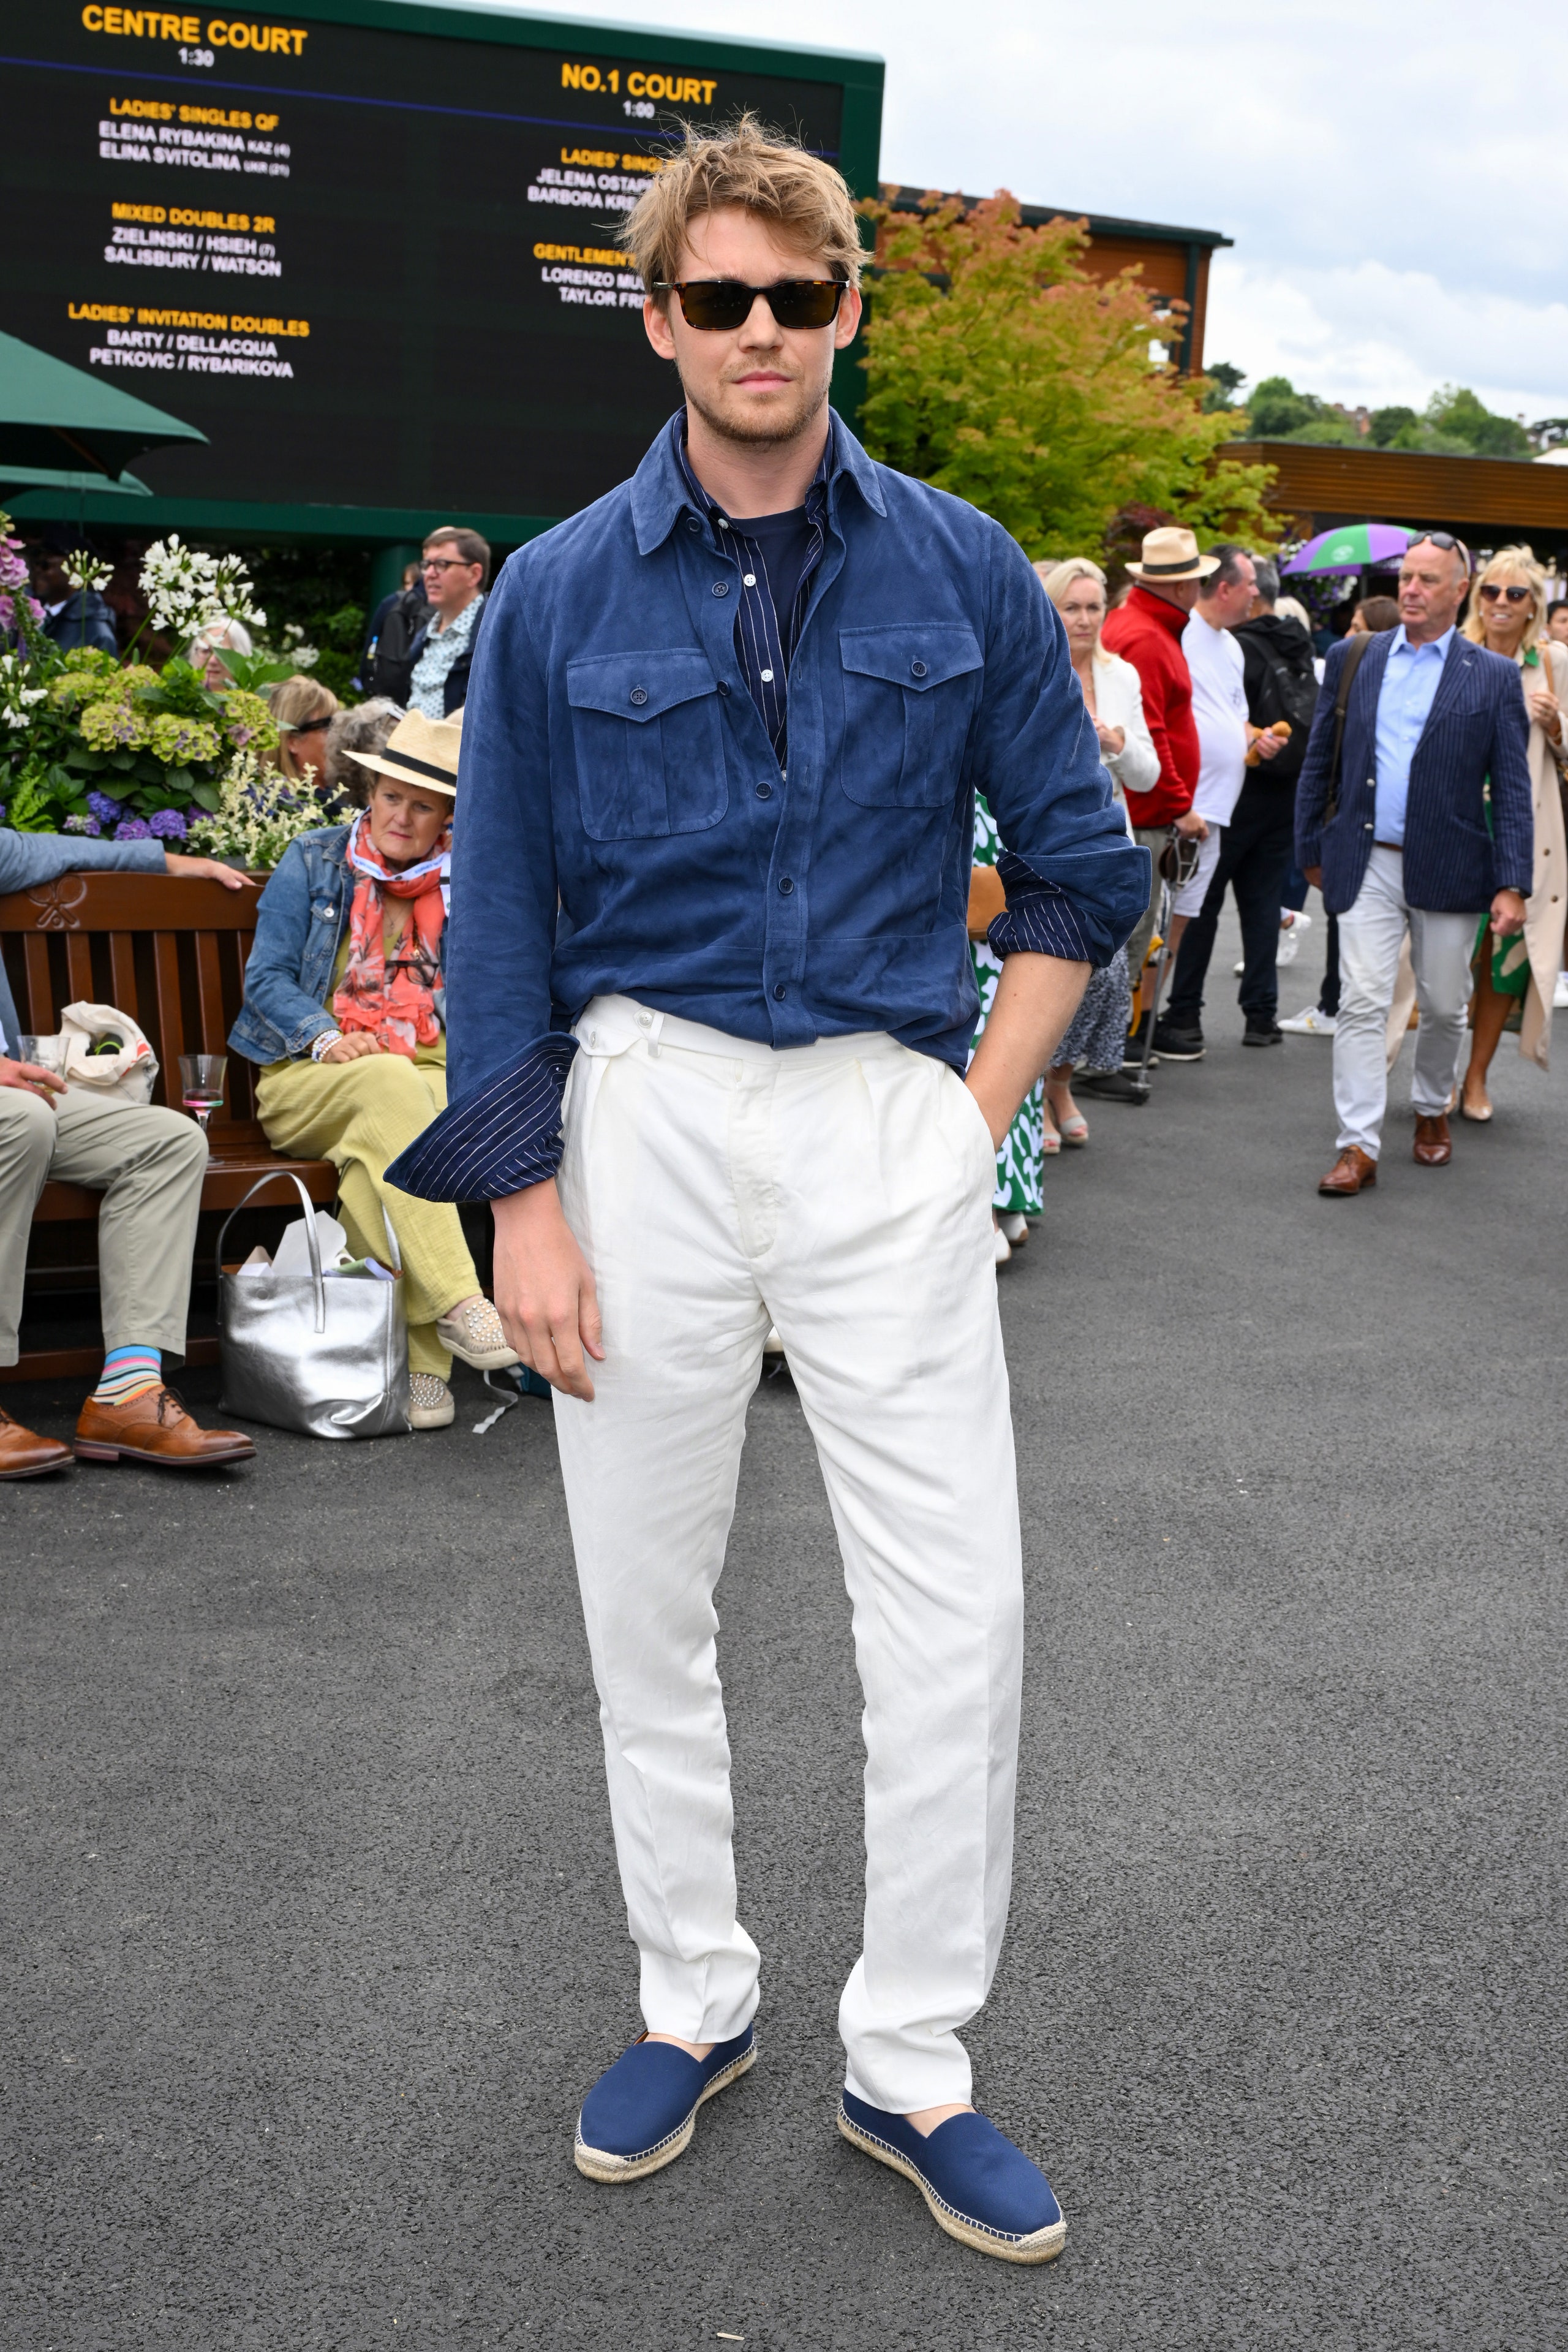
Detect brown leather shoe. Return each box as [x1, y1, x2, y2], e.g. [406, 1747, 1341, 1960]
[1318, 1146, 1378, 1196]
[1413, 1113, 1452, 1166]
[74, 1385, 256, 1468]
[0, 1403, 74, 1479]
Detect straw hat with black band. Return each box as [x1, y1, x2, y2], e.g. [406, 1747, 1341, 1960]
[352, 709, 461, 797]
[1125, 527, 1219, 583]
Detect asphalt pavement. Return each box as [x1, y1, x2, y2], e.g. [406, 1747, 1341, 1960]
[5, 908, 1566, 2351]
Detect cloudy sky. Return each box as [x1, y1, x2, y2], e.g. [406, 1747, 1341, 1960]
[480, 0, 1565, 423]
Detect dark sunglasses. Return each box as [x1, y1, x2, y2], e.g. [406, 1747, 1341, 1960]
[657, 278, 846, 332]
[1408, 529, 1472, 573]
[283, 713, 333, 736]
[1478, 582, 1531, 605]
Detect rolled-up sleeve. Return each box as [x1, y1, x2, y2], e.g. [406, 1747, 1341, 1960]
[386, 558, 576, 1203]
[974, 534, 1152, 968]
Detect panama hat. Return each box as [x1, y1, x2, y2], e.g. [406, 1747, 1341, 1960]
[352, 708, 461, 796]
[1125, 526, 1219, 582]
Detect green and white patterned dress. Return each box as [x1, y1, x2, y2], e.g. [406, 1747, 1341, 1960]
[968, 795, 1046, 1216]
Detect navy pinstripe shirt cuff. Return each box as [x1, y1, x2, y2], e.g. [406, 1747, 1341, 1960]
[384, 1034, 578, 1202]
[989, 853, 1109, 968]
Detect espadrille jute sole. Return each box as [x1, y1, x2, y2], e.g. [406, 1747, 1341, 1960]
[574, 2042, 756, 2183]
[837, 2104, 1067, 2264]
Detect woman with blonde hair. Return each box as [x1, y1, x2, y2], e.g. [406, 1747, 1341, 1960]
[1036, 557, 1156, 1123]
[1457, 544, 1567, 1117]
[264, 673, 340, 789]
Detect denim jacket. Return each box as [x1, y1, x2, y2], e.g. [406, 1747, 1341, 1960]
[386, 412, 1150, 1204]
[228, 825, 353, 1063]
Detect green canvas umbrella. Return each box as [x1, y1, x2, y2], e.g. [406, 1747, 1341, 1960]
[0, 461, 151, 499]
[0, 329, 205, 478]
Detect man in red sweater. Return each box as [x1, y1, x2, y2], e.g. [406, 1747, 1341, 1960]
[1101, 527, 1215, 1056]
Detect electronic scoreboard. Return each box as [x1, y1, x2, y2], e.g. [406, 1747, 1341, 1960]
[2, 0, 883, 537]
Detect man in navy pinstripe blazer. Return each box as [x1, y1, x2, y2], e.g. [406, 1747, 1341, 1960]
[1295, 534, 1532, 1195]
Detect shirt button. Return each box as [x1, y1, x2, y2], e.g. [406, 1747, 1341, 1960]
[716, 517, 730, 531]
[760, 667, 774, 683]
[773, 982, 788, 1000]
[636, 1010, 651, 1027]
[755, 781, 773, 798]
[685, 518, 700, 534]
[712, 581, 729, 597]
[911, 659, 928, 678]
[778, 875, 794, 894]
[716, 680, 731, 697]
[743, 573, 756, 587]
[629, 686, 647, 706]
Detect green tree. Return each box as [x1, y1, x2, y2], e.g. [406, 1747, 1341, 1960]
[855, 193, 1279, 561]
[1424, 384, 1529, 458]
[1368, 404, 1419, 447]
[1201, 360, 1247, 414]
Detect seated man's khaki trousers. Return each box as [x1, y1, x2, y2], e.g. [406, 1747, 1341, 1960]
[553, 996, 1023, 2117]
[0, 1089, 207, 1367]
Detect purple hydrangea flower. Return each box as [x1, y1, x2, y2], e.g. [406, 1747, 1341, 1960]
[114, 817, 153, 840]
[0, 804, 7, 825]
[88, 790, 123, 825]
[62, 813, 102, 836]
[148, 807, 188, 839]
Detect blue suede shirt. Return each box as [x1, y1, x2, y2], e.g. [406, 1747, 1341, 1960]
[388, 412, 1150, 1203]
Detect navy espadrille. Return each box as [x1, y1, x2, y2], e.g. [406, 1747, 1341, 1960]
[574, 2026, 756, 2182]
[838, 2090, 1066, 2263]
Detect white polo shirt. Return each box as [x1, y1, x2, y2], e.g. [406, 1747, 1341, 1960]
[1182, 609, 1249, 826]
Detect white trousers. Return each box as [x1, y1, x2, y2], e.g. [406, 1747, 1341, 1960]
[552, 995, 1023, 2112]
[1333, 846, 1476, 1155]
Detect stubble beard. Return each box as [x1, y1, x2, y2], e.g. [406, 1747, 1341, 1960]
[681, 362, 828, 453]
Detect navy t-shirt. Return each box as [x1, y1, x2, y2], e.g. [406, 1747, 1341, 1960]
[728, 505, 814, 651]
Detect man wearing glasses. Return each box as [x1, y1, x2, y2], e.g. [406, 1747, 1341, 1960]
[390, 120, 1145, 2259]
[406, 526, 489, 717]
[1297, 531, 1532, 1193]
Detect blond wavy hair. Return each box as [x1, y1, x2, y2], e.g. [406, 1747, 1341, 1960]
[618, 114, 862, 301]
[1463, 543, 1548, 653]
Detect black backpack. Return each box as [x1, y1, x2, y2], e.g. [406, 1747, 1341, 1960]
[368, 586, 432, 704]
[1237, 615, 1319, 783]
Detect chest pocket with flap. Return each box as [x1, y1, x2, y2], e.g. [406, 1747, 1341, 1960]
[839, 624, 985, 809]
[566, 649, 727, 841]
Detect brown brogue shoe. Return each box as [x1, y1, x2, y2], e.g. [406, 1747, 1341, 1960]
[1413, 1113, 1452, 1167]
[0, 1404, 74, 1479]
[1317, 1146, 1378, 1197]
[74, 1384, 255, 1469]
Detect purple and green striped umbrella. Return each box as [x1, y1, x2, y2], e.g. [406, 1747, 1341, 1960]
[1281, 523, 1414, 575]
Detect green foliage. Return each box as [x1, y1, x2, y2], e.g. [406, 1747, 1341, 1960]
[855, 194, 1280, 561]
[1425, 383, 1529, 458]
[1369, 404, 1419, 447]
[1200, 361, 1247, 414]
[247, 544, 371, 701]
[1246, 377, 1361, 444]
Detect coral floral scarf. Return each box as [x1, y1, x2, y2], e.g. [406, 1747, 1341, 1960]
[331, 811, 450, 1057]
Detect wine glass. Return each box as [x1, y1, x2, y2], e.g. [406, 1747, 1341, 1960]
[179, 1052, 227, 1133]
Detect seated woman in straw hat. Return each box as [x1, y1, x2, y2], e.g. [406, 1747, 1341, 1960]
[227, 710, 518, 1429]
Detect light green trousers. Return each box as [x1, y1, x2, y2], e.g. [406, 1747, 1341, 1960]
[0, 1089, 208, 1367]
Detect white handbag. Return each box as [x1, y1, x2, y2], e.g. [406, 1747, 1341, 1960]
[56, 1001, 159, 1106]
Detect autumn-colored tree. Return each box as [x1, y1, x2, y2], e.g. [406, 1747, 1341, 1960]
[855, 192, 1278, 561]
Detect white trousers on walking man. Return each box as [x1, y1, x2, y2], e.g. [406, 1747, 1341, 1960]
[1333, 845, 1476, 1157]
[552, 994, 1022, 2117]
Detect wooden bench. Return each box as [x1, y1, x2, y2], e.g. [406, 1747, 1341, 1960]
[1, 869, 336, 1382]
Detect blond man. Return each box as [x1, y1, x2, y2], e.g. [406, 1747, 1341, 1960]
[391, 119, 1146, 2259]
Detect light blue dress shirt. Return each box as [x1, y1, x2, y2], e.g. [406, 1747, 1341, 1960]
[1374, 624, 1454, 845]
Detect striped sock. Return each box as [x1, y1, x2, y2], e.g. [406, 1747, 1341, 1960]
[94, 1345, 162, 1406]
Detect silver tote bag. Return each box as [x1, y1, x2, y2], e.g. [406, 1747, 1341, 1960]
[216, 1173, 411, 1440]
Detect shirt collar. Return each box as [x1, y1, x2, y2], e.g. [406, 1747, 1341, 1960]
[1390, 622, 1455, 660]
[630, 405, 886, 555]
